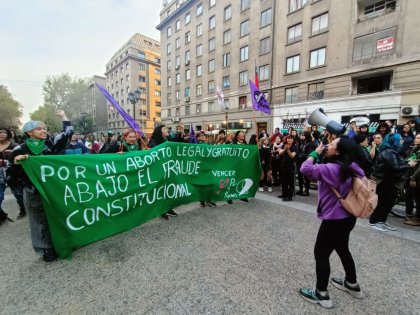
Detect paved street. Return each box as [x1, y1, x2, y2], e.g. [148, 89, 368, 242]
[0, 188, 419, 315]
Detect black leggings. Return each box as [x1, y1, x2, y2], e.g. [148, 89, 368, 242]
[314, 217, 357, 291]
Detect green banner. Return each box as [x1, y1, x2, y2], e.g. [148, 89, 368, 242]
[21, 142, 261, 258]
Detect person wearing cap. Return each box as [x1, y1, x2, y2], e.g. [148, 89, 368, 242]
[8, 110, 73, 262]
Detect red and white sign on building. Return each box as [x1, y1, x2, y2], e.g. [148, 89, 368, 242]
[377, 37, 395, 52]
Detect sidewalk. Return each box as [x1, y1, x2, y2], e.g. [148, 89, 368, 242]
[0, 191, 419, 314]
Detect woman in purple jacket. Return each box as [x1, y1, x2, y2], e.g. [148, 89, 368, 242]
[298, 137, 365, 308]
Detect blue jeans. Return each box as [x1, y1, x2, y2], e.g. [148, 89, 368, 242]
[0, 182, 5, 210]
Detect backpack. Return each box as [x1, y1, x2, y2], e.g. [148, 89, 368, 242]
[330, 177, 378, 218]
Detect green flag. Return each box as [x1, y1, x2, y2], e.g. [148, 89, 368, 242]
[21, 142, 261, 258]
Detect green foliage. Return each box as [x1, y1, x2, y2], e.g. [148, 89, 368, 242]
[42, 73, 89, 119]
[0, 85, 23, 130]
[30, 105, 62, 133]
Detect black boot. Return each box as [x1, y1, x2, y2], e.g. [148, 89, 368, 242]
[17, 209, 27, 220]
[0, 209, 13, 224]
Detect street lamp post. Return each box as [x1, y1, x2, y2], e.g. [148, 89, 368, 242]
[224, 105, 229, 134]
[128, 89, 141, 128]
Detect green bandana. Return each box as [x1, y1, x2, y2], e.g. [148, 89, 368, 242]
[123, 140, 139, 152]
[25, 138, 45, 155]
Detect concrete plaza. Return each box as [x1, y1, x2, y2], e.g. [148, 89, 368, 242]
[0, 190, 419, 315]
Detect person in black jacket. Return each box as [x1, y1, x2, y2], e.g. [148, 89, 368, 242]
[369, 133, 417, 231]
[258, 137, 272, 193]
[149, 125, 179, 220]
[353, 134, 373, 178]
[9, 110, 73, 262]
[296, 131, 317, 196]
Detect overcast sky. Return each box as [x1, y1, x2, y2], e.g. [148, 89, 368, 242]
[0, 0, 162, 123]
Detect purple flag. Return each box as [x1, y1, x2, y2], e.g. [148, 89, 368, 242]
[249, 80, 271, 115]
[189, 123, 197, 144]
[96, 83, 144, 137]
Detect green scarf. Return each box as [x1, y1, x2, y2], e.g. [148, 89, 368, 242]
[25, 138, 45, 155]
[123, 140, 139, 152]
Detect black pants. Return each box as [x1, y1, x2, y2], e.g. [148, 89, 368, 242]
[271, 159, 281, 186]
[281, 170, 295, 198]
[369, 180, 398, 224]
[405, 185, 420, 217]
[296, 162, 310, 192]
[314, 217, 357, 291]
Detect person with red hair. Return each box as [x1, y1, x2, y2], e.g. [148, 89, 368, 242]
[103, 128, 141, 153]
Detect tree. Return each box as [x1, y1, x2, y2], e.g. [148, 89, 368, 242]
[0, 85, 23, 130]
[42, 73, 89, 120]
[30, 105, 62, 133]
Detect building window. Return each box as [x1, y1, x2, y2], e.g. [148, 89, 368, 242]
[209, 0, 216, 8]
[167, 60, 172, 70]
[239, 71, 248, 86]
[209, 37, 216, 51]
[288, 23, 302, 44]
[240, 20, 249, 37]
[175, 37, 180, 49]
[186, 69, 191, 80]
[259, 65, 270, 81]
[223, 53, 231, 67]
[139, 76, 146, 82]
[139, 63, 146, 71]
[364, 0, 396, 16]
[176, 20, 181, 31]
[285, 87, 299, 103]
[208, 59, 215, 72]
[223, 29, 231, 44]
[167, 27, 172, 37]
[167, 95, 172, 106]
[224, 5, 232, 21]
[176, 73, 181, 84]
[155, 69, 161, 75]
[286, 55, 300, 73]
[185, 87, 190, 97]
[197, 3, 203, 16]
[185, 50, 191, 62]
[185, 31, 191, 43]
[352, 27, 397, 61]
[196, 44, 203, 56]
[209, 15, 216, 29]
[197, 64, 202, 76]
[196, 103, 201, 114]
[310, 47, 326, 68]
[208, 80, 215, 93]
[185, 12, 191, 24]
[261, 8, 272, 28]
[239, 96, 247, 109]
[196, 84, 202, 96]
[167, 43, 171, 54]
[289, 0, 307, 13]
[175, 55, 181, 68]
[139, 51, 145, 59]
[197, 23, 203, 37]
[241, 0, 250, 11]
[260, 37, 271, 55]
[312, 13, 328, 35]
[223, 76, 230, 89]
[240, 46, 249, 62]
[185, 105, 190, 116]
[308, 82, 325, 100]
[154, 90, 161, 97]
[168, 77, 172, 87]
[208, 101, 214, 112]
[176, 90, 180, 100]
[356, 74, 391, 94]
[155, 80, 161, 86]
[176, 107, 180, 116]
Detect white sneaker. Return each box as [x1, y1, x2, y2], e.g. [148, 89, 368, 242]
[380, 222, 397, 231]
[268, 187, 273, 193]
[258, 187, 264, 192]
[367, 222, 387, 232]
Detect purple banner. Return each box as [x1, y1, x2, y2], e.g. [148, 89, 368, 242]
[96, 83, 145, 137]
[249, 80, 271, 115]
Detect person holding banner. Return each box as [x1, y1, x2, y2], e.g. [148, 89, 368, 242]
[103, 128, 141, 153]
[149, 125, 179, 220]
[229, 131, 249, 203]
[8, 110, 73, 262]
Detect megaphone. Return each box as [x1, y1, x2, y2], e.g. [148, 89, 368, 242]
[308, 108, 346, 134]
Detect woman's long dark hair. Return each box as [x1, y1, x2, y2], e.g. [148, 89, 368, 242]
[150, 125, 166, 147]
[329, 137, 366, 180]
